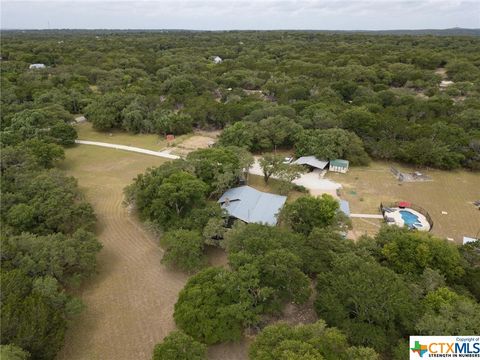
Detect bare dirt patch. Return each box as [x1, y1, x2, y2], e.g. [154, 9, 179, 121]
[169, 132, 219, 156]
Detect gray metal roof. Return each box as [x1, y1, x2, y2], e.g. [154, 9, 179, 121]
[292, 156, 328, 169]
[218, 186, 287, 226]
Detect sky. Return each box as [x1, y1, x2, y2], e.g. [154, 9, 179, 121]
[1, 0, 479, 30]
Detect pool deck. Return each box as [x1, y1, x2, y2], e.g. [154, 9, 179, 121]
[384, 207, 431, 231]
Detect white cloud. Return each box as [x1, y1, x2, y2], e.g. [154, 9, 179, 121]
[1, 0, 478, 29]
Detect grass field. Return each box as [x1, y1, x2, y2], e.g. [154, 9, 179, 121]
[326, 161, 480, 243]
[75, 122, 192, 151]
[57, 144, 247, 360]
[57, 145, 186, 360]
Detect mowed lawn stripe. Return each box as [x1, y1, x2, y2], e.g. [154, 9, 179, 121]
[57, 146, 188, 360]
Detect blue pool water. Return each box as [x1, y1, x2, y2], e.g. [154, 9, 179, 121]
[400, 210, 422, 228]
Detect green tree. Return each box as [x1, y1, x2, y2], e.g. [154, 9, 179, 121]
[258, 153, 304, 186]
[1, 230, 102, 287]
[49, 122, 78, 145]
[249, 320, 379, 360]
[294, 128, 370, 165]
[259, 153, 284, 183]
[1, 169, 96, 236]
[152, 331, 207, 360]
[161, 230, 205, 273]
[226, 223, 310, 309]
[0, 345, 30, 360]
[217, 121, 256, 149]
[416, 287, 480, 335]
[299, 228, 354, 275]
[84, 92, 133, 131]
[186, 147, 243, 197]
[148, 171, 208, 229]
[174, 267, 257, 344]
[280, 195, 341, 235]
[1, 270, 69, 360]
[315, 254, 417, 352]
[256, 116, 302, 151]
[151, 110, 193, 136]
[374, 227, 465, 282]
[458, 240, 480, 301]
[299, 104, 340, 129]
[20, 140, 64, 168]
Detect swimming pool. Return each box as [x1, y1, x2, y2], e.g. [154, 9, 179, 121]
[400, 210, 422, 228]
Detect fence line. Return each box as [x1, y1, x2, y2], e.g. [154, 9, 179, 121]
[380, 202, 434, 231]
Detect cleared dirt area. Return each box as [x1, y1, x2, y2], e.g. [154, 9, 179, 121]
[327, 161, 480, 243]
[169, 131, 219, 156]
[57, 145, 246, 360]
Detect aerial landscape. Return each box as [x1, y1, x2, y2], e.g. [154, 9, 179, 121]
[1, 1, 479, 360]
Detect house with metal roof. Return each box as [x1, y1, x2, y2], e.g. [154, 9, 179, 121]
[218, 186, 287, 226]
[329, 159, 349, 173]
[292, 156, 329, 170]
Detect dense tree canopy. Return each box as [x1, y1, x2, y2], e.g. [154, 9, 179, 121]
[315, 254, 417, 352]
[173, 267, 258, 344]
[1, 92, 100, 358]
[294, 128, 370, 165]
[416, 287, 480, 335]
[249, 320, 379, 360]
[370, 226, 465, 282]
[225, 223, 311, 310]
[152, 331, 206, 360]
[3, 31, 479, 169]
[0, 344, 30, 360]
[1, 270, 83, 360]
[160, 230, 206, 273]
[279, 195, 344, 235]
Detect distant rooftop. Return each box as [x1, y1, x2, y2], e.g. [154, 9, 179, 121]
[463, 236, 478, 245]
[218, 185, 287, 226]
[29, 63, 45, 69]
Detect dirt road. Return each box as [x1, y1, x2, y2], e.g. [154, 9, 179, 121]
[75, 139, 180, 159]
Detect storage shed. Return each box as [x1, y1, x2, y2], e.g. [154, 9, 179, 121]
[329, 159, 349, 173]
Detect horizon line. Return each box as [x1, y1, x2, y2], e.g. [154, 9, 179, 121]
[1, 27, 479, 31]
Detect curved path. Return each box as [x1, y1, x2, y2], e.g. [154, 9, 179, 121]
[75, 139, 181, 159]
